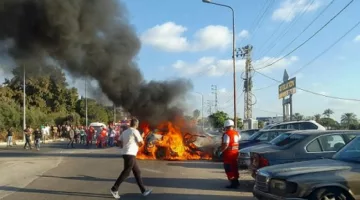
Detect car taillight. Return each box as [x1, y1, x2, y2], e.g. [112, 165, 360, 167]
[259, 156, 269, 167]
[251, 153, 269, 168]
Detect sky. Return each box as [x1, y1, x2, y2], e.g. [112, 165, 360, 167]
[1, 0, 360, 122]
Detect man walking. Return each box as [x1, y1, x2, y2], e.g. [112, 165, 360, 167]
[67, 126, 75, 148]
[110, 118, 152, 199]
[7, 127, 13, 147]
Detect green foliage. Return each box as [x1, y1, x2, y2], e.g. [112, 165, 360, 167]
[293, 113, 304, 121]
[258, 121, 264, 129]
[0, 100, 21, 130]
[208, 111, 229, 128]
[75, 99, 109, 124]
[318, 117, 339, 130]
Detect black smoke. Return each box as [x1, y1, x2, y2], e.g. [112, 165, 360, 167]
[0, 0, 192, 125]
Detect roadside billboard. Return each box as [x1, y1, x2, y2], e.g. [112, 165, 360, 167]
[278, 77, 296, 99]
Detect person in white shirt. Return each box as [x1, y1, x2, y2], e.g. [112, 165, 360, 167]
[110, 118, 152, 199]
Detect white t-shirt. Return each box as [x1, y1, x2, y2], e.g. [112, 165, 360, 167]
[119, 127, 143, 156]
[223, 133, 241, 144]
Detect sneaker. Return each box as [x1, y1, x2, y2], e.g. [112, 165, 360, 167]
[110, 189, 120, 199]
[142, 189, 152, 197]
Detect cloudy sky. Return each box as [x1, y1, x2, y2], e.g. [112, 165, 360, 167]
[1, 0, 360, 121]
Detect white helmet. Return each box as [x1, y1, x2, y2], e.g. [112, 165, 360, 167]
[224, 119, 234, 128]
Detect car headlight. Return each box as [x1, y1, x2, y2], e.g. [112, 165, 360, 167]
[270, 179, 286, 190]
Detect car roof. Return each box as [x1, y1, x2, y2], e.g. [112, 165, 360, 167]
[258, 129, 296, 132]
[284, 130, 360, 135]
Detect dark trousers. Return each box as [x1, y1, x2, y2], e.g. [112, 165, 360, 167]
[24, 138, 32, 149]
[67, 138, 75, 147]
[112, 155, 146, 193]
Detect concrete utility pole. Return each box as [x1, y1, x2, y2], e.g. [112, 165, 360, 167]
[211, 85, 218, 112]
[239, 45, 253, 120]
[85, 78, 88, 128]
[113, 105, 116, 123]
[207, 100, 213, 115]
[23, 66, 26, 142]
[202, 0, 237, 129]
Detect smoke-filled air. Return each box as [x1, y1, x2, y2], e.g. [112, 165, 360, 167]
[0, 0, 193, 125]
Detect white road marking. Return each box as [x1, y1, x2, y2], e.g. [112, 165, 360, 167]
[142, 168, 163, 174]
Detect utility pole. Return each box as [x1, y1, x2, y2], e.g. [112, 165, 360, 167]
[211, 85, 218, 112]
[85, 78, 88, 128]
[207, 100, 213, 115]
[239, 45, 253, 120]
[23, 66, 26, 142]
[113, 104, 116, 123]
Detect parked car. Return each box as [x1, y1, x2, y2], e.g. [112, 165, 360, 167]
[239, 130, 296, 168]
[263, 120, 326, 131]
[253, 135, 360, 200]
[249, 130, 360, 178]
[240, 129, 259, 140]
[213, 129, 292, 161]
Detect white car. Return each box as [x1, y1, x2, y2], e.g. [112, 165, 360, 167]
[262, 120, 326, 131]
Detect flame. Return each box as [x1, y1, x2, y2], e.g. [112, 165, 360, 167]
[137, 119, 212, 161]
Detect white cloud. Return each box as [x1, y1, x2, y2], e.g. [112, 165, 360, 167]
[141, 22, 232, 52]
[238, 30, 250, 39]
[354, 35, 360, 43]
[272, 0, 322, 22]
[172, 55, 298, 77]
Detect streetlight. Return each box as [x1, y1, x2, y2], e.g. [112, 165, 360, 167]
[194, 92, 204, 130]
[202, 0, 237, 129]
[23, 66, 26, 142]
[85, 78, 88, 128]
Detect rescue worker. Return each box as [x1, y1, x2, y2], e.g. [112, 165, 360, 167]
[87, 126, 95, 147]
[219, 119, 241, 189]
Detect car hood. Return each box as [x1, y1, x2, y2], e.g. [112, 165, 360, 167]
[262, 159, 352, 178]
[239, 143, 273, 153]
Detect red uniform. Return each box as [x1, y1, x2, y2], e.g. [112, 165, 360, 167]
[222, 129, 240, 181]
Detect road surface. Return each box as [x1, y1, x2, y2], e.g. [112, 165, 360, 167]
[0, 142, 256, 200]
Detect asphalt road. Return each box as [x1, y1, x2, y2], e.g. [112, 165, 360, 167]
[0, 142, 256, 200]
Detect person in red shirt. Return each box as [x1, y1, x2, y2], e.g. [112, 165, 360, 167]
[87, 126, 95, 147]
[219, 119, 241, 189]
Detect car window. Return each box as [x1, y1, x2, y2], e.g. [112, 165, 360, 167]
[318, 134, 346, 152]
[299, 122, 318, 130]
[287, 123, 300, 130]
[347, 134, 358, 141]
[268, 132, 280, 141]
[306, 139, 322, 152]
[257, 132, 269, 141]
[271, 133, 307, 147]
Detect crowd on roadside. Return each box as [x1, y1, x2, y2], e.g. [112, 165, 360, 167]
[5, 123, 123, 151]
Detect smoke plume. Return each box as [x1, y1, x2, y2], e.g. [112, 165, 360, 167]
[0, 0, 192, 125]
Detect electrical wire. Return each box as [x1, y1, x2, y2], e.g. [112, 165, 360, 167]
[291, 19, 360, 76]
[257, 0, 316, 60]
[253, 69, 360, 102]
[254, 0, 354, 71]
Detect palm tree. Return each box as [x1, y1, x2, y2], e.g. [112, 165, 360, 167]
[323, 109, 334, 118]
[314, 114, 321, 122]
[293, 113, 304, 121]
[341, 113, 358, 129]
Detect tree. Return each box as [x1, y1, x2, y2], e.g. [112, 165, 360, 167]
[323, 109, 334, 118]
[208, 111, 228, 128]
[319, 117, 339, 130]
[258, 121, 264, 129]
[193, 109, 200, 120]
[293, 113, 304, 121]
[314, 114, 321, 123]
[341, 113, 358, 129]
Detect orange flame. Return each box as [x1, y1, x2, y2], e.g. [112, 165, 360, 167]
[137, 119, 212, 161]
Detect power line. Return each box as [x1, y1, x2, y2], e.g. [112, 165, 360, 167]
[253, 69, 360, 102]
[257, 0, 316, 59]
[269, 0, 336, 62]
[291, 19, 360, 75]
[254, 0, 354, 71]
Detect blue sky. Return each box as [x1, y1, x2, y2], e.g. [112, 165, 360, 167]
[0, 0, 359, 122]
[117, 0, 360, 121]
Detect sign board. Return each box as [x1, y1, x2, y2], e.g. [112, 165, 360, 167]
[278, 77, 296, 99]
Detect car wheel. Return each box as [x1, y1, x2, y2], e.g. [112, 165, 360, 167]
[309, 187, 352, 200]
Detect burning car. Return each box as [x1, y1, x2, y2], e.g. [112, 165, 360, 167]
[137, 121, 213, 160]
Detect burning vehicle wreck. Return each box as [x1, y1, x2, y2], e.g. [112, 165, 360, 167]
[136, 121, 213, 161]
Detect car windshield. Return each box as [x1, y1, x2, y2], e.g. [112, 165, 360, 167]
[247, 131, 262, 140]
[270, 133, 306, 147]
[333, 136, 360, 163]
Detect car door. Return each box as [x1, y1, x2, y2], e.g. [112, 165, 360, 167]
[307, 134, 347, 159]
